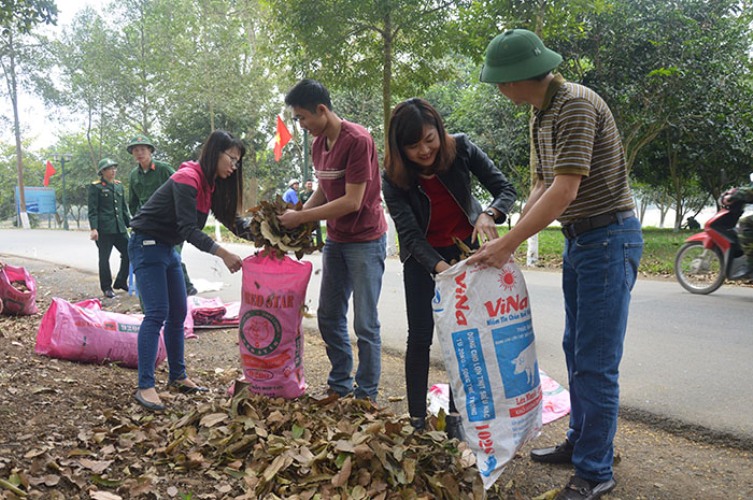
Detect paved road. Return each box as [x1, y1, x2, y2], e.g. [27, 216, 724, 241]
[2, 229, 752, 441]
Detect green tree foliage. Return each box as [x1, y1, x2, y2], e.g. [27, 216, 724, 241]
[1, 0, 57, 225]
[0, 0, 56, 35]
[572, 0, 753, 226]
[263, 0, 463, 141]
[54, 8, 122, 169]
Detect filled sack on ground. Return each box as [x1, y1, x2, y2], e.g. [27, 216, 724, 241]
[433, 260, 542, 490]
[35, 298, 166, 368]
[239, 253, 312, 399]
[0, 262, 38, 315]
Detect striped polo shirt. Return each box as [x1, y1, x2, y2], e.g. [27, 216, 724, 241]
[532, 75, 634, 224]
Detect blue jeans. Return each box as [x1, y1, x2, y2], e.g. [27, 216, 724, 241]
[128, 232, 188, 390]
[562, 214, 643, 483]
[318, 234, 386, 400]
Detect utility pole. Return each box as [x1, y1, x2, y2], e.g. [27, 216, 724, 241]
[51, 153, 72, 230]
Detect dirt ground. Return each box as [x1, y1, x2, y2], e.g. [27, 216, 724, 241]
[1, 256, 752, 499]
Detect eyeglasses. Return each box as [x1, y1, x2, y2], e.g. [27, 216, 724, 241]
[223, 151, 241, 167]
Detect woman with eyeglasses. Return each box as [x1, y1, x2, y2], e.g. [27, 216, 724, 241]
[382, 98, 517, 436]
[128, 129, 252, 412]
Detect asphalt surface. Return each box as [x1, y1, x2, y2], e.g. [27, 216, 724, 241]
[2, 228, 752, 443]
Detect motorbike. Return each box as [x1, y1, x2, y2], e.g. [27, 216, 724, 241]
[674, 199, 748, 294]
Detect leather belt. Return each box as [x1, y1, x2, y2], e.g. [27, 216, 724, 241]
[561, 210, 635, 239]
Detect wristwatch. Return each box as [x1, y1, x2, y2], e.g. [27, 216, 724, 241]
[484, 209, 496, 219]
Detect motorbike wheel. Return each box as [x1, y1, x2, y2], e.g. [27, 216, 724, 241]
[674, 241, 725, 294]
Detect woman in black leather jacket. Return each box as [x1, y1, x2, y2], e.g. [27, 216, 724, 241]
[382, 98, 516, 435]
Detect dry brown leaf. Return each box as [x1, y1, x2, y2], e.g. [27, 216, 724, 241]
[330, 455, 351, 487]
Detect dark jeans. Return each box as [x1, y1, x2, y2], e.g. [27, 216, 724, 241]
[403, 242, 472, 418]
[128, 232, 188, 389]
[96, 232, 129, 292]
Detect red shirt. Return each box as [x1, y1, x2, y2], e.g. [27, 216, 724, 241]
[418, 175, 473, 247]
[312, 121, 387, 242]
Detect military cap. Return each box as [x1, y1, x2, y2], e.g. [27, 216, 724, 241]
[97, 158, 118, 174]
[126, 134, 156, 154]
[480, 29, 563, 84]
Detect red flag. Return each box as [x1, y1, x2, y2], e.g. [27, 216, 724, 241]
[274, 115, 292, 162]
[43, 160, 57, 187]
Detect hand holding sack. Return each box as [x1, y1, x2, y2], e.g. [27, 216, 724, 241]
[433, 260, 542, 490]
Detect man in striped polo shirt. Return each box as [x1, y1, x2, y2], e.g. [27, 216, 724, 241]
[470, 29, 644, 500]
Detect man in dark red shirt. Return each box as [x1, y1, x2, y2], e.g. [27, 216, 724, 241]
[280, 79, 387, 403]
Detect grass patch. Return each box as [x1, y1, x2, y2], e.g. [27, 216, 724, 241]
[513, 227, 694, 276]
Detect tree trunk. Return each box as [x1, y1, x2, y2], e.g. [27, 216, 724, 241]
[7, 30, 30, 229]
[382, 12, 392, 152]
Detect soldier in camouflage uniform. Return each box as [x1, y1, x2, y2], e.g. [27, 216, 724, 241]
[722, 183, 753, 278]
[127, 135, 197, 296]
[88, 158, 130, 298]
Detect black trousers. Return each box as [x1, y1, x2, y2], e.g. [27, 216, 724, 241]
[403, 242, 473, 418]
[96, 232, 130, 292]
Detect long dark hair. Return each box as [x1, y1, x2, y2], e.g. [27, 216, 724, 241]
[198, 130, 246, 230]
[384, 98, 456, 190]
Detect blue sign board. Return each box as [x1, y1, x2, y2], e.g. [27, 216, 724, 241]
[15, 187, 57, 214]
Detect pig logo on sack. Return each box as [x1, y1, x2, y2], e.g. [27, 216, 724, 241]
[493, 325, 540, 398]
[512, 343, 537, 385]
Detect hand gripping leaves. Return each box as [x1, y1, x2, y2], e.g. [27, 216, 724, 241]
[245, 196, 324, 259]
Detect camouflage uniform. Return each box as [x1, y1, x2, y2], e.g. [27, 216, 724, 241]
[726, 185, 753, 264]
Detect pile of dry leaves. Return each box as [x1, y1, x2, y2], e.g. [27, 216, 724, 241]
[1, 381, 490, 499]
[244, 197, 323, 259]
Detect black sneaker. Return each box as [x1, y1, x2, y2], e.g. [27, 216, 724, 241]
[186, 286, 198, 296]
[113, 282, 129, 292]
[103, 289, 115, 299]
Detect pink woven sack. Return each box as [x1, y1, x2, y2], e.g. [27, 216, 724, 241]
[35, 298, 166, 368]
[0, 263, 38, 315]
[239, 253, 312, 399]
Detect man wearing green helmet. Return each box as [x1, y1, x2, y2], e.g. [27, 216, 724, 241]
[127, 134, 198, 296]
[88, 158, 130, 299]
[469, 29, 643, 500]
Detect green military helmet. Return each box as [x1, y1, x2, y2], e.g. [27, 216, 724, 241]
[480, 29, 563, 84]
[97, 158, 118, 174]
[126, 134, 156, 154]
